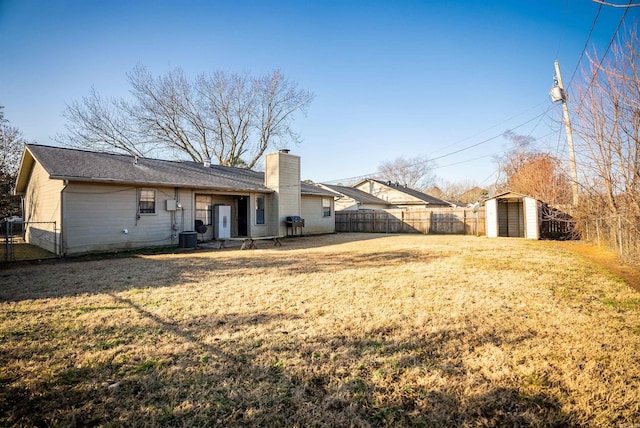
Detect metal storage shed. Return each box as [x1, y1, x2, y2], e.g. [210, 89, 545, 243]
[485, 192, 541, 239]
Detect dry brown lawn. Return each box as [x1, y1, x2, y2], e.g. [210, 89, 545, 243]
[1, 233, 639, 427]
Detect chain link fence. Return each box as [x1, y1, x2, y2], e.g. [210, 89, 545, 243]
[1, 220, 58, 262]
[575, 215, 640, 265]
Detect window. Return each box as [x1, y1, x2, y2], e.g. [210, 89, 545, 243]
[256, 195, 265, 225]
[139, 189, 156, 214]
[322, 197, 332, 217]
[195, 195, 213, 225]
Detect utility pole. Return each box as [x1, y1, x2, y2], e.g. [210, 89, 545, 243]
[550, 60, 579, 206]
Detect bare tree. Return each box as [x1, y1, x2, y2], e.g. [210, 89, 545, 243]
[495, 130, 536, 181]
[197, 71, 253, 166]
[59, 66, 314, 168]
[569, 26, 640, 261]
[376, 156, 436, 191]
[61, 88, 151, 157]
[574, 26, 640, 218]
[0, 107, 27, 217]
[431, 180, 487, 204]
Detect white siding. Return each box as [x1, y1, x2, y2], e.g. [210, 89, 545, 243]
[63, 183, 181, 254]
[301, 195, 335, 235]
[524, 197, 539, 239]
[23, 162, 63, 253]
[354, 180, 423, 206]
[485, 198, 498, 238]
[334, 197, 387, 211]
[177, 188, 193, 234]
[334, 197, 359, 212]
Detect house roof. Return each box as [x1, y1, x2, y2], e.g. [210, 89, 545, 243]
[319, 183, 389, 205]
[15, 144, 334, 197]
[300, 182, 336, 197]
[356, 178, 452, 206]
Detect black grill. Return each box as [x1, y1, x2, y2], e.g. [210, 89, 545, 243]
[284, 216, 304, 237]
[285, 216, 305, 227]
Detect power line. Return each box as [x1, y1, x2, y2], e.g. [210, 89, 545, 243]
[575, 1, 632, 113]
[556, 0, 570, 58]
[434, 129, 558, 171]
[478, 170, 498, 187]
[428, 110, 548, 163]
[592, 0, 640, 7]
[567, 3, 603, 90]
[428, 101, 547, 156]
[323, 107, 552, 185]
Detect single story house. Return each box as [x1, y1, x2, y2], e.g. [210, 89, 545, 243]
[316, 183, 390, 211]
[14, 145, 335, 255]
[352, 178, 453, 209]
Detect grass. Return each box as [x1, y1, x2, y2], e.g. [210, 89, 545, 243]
[1, 233, 639, 426]
[0, 237, 56, 262]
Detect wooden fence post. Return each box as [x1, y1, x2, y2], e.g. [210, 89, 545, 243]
[463, 210, 467, 235]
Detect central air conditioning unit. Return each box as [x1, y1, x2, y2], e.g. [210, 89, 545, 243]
[214, 205, 231, 239]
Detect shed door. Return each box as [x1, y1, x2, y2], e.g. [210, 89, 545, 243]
[498, 200, 524, 237]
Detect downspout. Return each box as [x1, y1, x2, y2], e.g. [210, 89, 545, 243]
[20, 196, 25, 240]
[173, 187, 180, 241]
[60, 180, 68, 256]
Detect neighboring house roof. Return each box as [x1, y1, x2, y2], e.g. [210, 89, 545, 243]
[318, 183, 390, 205]
[356, 178, 452, 206]
[300, 182, 336, 197]
[15, 144, 335, 197]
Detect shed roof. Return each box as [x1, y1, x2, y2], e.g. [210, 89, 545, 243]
[485, 191, 539, 201]
[15, 144, 334, 197]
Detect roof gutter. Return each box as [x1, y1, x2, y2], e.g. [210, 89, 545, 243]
[46, 175, 275, 194]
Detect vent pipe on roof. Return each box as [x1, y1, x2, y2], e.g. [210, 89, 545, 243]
[203, 158, 211, 167]
[279, 149, 290, 154]
[133, 156, 138, 166]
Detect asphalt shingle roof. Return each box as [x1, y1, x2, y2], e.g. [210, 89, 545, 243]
[320, 183, 389, 205]
[21, 144, 334, 196]
[363, 179, 451, 206]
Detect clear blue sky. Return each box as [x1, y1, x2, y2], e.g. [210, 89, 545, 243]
[1, 0, 636, 186]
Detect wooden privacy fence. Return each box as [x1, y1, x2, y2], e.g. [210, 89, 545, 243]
[335, 208, 486, 235]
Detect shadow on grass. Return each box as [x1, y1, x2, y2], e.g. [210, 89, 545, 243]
[0, 245, 432, 302]
[1, 302, 579, 426]
[270, 232, 399, 250]
[0, 234, 588, 425]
